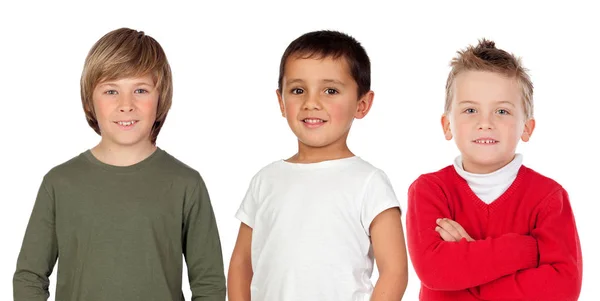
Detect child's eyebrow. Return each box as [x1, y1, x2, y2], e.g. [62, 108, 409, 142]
[458, 100, 478, 105]
[286, 79, 304, 85]
[495, 100, 516, 107]
[133, 82, 154, 87]
[285, 79, 346, 86]
[322, 79, 345, 86]
[458, 100, 516, 107]
[97, 82, 117, 88]
[97, 81, 154, 88]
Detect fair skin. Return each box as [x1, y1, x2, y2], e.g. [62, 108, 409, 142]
[435, 218, 474, 242]
[228, 56, 408, 301]
[438, 70, 535, 240]
[90, 74, 159, 166]
[441, 70, 535, 174]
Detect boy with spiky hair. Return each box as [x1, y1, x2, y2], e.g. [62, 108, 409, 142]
[407, 39, 582, 300]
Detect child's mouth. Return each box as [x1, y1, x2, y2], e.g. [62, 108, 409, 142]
[473, 138, 498, 144]
[302, 118, 326, 128]
[303, 118, 326, 124]
[114, 120, 138, 129]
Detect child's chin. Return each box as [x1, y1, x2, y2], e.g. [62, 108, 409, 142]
[470, 155, 510, 167]
[298, 138, 334, 148]
[110, 136, 151, 147]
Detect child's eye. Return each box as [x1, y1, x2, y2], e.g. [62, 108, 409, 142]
[324, 88, 338, 95]
[134, 89, 148, 94]
[291, 88, 304, 95]
[464, 108, 476, 114]
[105, 90, 118, 95]
[497, 109, 510, 115]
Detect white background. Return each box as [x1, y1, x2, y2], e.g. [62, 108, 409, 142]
[1, 1, 598, 300]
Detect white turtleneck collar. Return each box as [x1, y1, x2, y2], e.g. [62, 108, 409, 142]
[453, 154, 523, 204]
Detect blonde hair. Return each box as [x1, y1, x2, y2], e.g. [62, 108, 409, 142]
[444, 38, 533, 119]
[80, 27, 173, 144]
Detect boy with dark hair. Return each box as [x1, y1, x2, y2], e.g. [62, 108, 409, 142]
[228, 30, 408, 301]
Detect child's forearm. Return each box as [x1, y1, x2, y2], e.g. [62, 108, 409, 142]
[411, 232, 538, 290]
[469, 189, 582, 300]
[14, 182, 58, 301]
[227, 264, 252, 301]
[469, 262, 581, 301]
[371, 272, 408, 301]
[407, 179, 539, 290]
[184, 180, 227, 300]
[13, 269, 52, 301]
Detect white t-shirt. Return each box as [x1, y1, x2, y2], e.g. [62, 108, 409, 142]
[453, 153, 523, 204]
[235, 156, 401, 301]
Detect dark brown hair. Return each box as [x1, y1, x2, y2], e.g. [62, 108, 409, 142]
[278, 30, 371, 97]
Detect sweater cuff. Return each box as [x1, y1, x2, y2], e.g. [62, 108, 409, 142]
[520, 235, 539, 270]
[192, 294, 226, 301]
[498, 233, 538, 274]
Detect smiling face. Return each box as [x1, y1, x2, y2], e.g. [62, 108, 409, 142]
[442, 70, 535, 174]
[92, 74, 159, 149]
[277, 56, 373, 153]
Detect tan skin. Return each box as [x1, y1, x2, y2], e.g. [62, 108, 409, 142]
[227, 223, 253, 301]
[228, 209, 408, 301]
[279, 56, 371, 164]
[228, 57, 408, 300]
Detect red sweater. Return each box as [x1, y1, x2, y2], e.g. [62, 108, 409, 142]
[407, 165, 582, 300]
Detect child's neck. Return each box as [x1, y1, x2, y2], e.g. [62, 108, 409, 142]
[91, 140, 157, 167]
[288, 141, 354, 164]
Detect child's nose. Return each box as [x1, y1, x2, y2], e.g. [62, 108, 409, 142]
[118, 95, 135, 112]
[302, 93, 322, 110]
[477, 114, 494, 129]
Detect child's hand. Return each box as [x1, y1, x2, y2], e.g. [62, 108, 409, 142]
[435, 218, 475, 242]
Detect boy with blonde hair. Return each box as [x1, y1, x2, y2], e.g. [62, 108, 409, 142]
[14, 28, 226, 301]
[406, 39, 582, 300]
[227, 30, 409, 301]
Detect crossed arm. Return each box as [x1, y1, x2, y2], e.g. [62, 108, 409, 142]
[407, 177, 582, 301]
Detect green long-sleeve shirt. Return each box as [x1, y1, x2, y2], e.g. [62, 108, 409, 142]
[14, 148, 226, 301]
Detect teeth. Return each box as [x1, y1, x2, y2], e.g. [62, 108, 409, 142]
[475, 139, 497, 144]
[117, 121, 136, 126]
[304, 118, 324, 124]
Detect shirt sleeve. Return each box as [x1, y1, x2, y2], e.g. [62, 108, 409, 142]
[360, 169, 401, 236]
[406, 175, 539, 291]
[235, 174, 259, 229]
[14, 178, 59, 301]
[183, 175, 226, 301]
[470, 188, 583, 301]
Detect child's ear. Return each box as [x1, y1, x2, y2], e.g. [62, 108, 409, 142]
[354, 91, 374, 119]
[276, 89, 285, 117]
[521, 118, 536, 142]
[441, 114, 452, 140]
